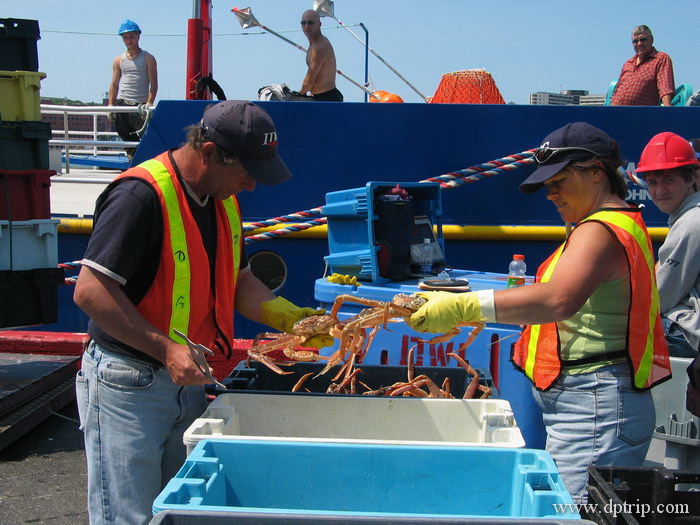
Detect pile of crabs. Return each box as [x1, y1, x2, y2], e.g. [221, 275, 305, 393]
[248, 294, 491, 399]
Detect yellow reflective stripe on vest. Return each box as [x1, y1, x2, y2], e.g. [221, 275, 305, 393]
[140, 158, 191, 338]
[523, 243, 565, 380]
[585, 211, 659, 387]
[222, 197, 242, 274]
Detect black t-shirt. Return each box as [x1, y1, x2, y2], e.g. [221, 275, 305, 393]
[82, 151, 248, 364]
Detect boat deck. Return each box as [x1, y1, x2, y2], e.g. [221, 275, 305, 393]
[50, 167, 118, 218]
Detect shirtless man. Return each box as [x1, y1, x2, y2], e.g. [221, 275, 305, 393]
[298, 10, 343, 101]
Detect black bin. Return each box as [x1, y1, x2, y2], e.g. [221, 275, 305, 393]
[224, 360, 495, 398]
[0, 120, 51, 170]
[0, 19, 40, 72]
[0, 268, 64, 328]
[585, 465, 700, 524]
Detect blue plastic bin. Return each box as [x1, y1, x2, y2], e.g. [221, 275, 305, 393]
[154, 439, 579, 520]
[151, 509, 596, 524]
[314, 270, 546, 449]
[323, 181, 443, 283]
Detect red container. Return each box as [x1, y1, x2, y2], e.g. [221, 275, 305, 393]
[0, 169, 54, 220]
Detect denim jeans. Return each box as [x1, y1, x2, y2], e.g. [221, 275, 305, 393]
[76, 340, 207, 525]
[532, 364, 654, 504]
[663, 318, 698, 358]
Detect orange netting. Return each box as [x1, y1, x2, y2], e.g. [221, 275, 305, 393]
[429, 69, 505, 104]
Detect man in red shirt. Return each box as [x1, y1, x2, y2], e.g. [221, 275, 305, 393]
[611, 25, 675, 106]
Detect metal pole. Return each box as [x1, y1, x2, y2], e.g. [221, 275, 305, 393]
[63, 109, 71, 173]
[360, 23, 368, 103]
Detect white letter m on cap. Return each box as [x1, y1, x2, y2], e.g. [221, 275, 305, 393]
[262, 132, 277, 145]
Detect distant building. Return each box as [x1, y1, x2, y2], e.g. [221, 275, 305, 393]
[41, 96, 114, 135]
[529, 89, 606, 106]
[579, 94, 607, 106]
[529, 92, 576, 105]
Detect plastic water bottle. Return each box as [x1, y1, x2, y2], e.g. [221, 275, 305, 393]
[419, 238, 433, 275]
[507, 254, 526, 288]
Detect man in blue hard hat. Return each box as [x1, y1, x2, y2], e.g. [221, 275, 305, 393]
[108, 19, 158, 160]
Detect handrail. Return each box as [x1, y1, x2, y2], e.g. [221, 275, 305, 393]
[50, 139, 139, 148]
[41, 103, 144, 173]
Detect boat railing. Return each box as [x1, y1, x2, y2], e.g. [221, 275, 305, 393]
[41, 103, 140, 173]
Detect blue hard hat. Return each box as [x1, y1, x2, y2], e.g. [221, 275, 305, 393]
[118, 19, 141, 35]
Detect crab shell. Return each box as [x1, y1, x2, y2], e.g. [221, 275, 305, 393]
[392, 293, 428, 313]
[292, 314, 338, 336]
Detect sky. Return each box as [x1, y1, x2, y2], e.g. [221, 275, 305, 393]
[5, 0, 700, 105]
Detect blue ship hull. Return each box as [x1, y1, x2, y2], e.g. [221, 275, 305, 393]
[51, 100, 698, 337]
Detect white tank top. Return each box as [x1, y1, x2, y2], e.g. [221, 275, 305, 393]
[118, 50, 151, 103]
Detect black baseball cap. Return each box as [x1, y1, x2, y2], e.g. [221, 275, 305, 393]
[520, 122, 615, 193]
[200, 100, 292, 185]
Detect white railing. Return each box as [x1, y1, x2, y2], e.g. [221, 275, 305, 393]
[40, 104, 143, 173]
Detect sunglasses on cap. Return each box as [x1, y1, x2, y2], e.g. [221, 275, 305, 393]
[300, 20, 315, 25]
[632, 37, 648, 44]
[534, 146, 600, 164]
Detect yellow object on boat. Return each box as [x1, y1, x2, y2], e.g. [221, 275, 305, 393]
[326, 273, 361, 287]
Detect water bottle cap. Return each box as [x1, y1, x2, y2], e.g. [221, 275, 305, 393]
[513, 254, 525, 260]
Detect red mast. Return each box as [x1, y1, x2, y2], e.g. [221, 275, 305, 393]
[186, 0, 213, 100]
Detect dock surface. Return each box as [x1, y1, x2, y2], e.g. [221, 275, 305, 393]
[0, 402, 87, 524]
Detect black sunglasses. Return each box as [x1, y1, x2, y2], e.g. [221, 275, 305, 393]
[632, 37, 648, 44]
[300, 20, 315, 25]
[534, 146, 599, 164]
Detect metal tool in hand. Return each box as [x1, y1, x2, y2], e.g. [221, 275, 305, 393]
[173, 329, 227, 391]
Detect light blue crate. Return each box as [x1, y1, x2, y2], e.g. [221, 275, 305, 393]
[0, 219, 59, 271]
[154, 439, 579, 520]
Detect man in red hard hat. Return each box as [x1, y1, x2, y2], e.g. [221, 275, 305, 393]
[636, 132, 700, 413]
[611, 25, 675, 106]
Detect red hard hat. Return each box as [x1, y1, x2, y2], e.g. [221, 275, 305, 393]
[636, 132, 699, 173]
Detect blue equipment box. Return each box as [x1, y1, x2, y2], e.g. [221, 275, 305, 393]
[323, 181, 443, 283]
[154, 439, 579, 520]
[313, 270, 547, 450]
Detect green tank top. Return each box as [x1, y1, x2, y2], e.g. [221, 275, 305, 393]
[558, 274, 630, 374]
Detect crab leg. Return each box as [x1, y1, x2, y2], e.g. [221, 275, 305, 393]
[292, 372, 314, 392]
[454, 322, 485, 356]
[448, 352, 481, 399]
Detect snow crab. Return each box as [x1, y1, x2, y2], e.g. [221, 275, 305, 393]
[246, 314, 340, 375]
[248, 292, 485, 380]
[290, 347, 492, 399]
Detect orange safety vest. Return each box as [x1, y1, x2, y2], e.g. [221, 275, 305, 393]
[512, 208, 670, 391]
[114, 152, 242, 357]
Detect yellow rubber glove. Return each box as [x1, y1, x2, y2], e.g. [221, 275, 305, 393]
[407, 291, 484, 333]
[260, 296, 334, 349]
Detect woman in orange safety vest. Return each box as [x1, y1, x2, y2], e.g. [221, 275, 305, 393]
[408, 122, 671, 503]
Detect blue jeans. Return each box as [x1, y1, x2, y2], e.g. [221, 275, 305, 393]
[76, 340, 207, 525]
[532, 364, 654, 504]
[663, 318, 698, 358]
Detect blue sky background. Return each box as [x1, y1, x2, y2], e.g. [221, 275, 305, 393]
[6, 0, 700, 105]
